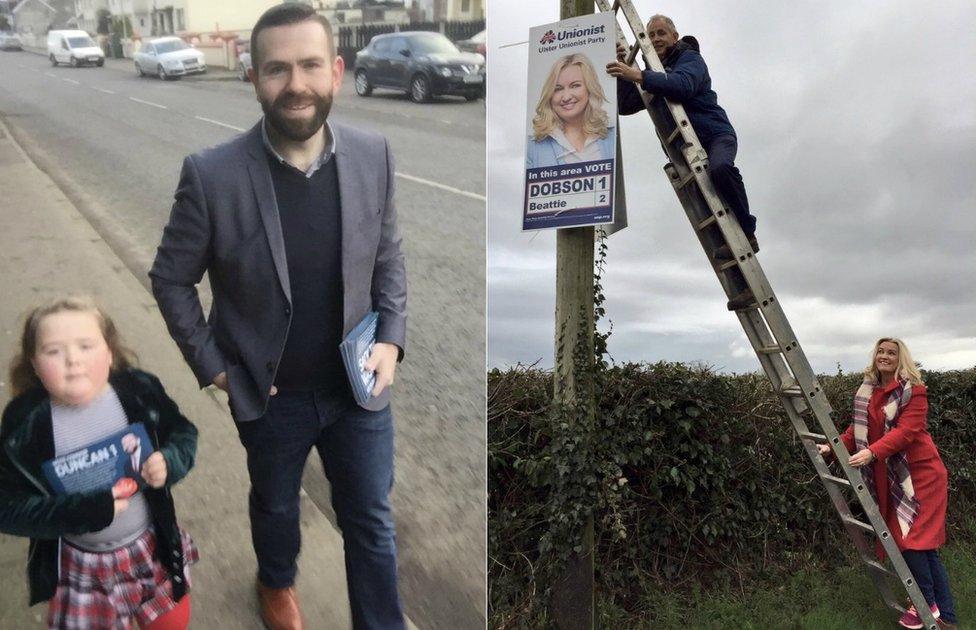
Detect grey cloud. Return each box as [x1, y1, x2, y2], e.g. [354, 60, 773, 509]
[488, 0, 976, 373]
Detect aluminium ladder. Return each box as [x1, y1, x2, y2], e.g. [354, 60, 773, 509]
[595, 0, 938, 627]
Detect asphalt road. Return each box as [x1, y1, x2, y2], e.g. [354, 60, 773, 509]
[0, 50, 485, 629]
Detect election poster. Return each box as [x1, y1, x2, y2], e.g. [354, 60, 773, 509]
[523, 11, 618, 231]
[42, 423, 153, 495]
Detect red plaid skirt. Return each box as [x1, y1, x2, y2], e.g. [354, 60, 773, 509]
[47, 527, 199, 630]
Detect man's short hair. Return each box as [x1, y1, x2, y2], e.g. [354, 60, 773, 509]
[647, 14, 677, 35]
[250, 3, 335, 72]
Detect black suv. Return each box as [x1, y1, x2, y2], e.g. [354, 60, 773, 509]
[354, 31, 485, 103]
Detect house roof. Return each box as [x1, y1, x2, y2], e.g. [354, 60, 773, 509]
[12, 0, 56, 14]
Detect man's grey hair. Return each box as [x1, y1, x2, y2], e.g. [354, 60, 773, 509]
[647, 14, 677, 35]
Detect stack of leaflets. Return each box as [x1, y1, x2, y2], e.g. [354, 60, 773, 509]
[341, 311, 379, 406]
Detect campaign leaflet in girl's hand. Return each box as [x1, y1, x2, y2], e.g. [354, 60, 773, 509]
[42, 422, 152, 494]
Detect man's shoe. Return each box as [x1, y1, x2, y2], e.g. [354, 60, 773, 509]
[898, 603, 940, 629]
[713, 234, 759, 261]
[937, 619, 958, 630]
[726, 288, 757, 311]
[257, 582, 304, 630]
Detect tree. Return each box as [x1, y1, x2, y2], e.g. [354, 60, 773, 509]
[96, 8, 111, 35]
[111, 15, 132, 38]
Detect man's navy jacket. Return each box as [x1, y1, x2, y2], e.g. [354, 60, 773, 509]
[617, 36, 735, 146]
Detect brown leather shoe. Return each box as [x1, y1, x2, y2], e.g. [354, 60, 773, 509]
[256, 582, 304, 630]
[726, 288, 757, 311]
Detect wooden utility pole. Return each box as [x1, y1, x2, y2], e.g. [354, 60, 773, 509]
[551, 1, 596, 627]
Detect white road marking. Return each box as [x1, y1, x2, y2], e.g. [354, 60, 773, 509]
[194, 116, 245, 132]
[189, 118, 481, 200]
[12, 60, 483, 201]
[129, 97, 167, 109]
[63, 78, 80, 85]
[396, 172, 485, 201]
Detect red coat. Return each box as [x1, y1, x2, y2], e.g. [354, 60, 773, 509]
[840, 382, 947, 551]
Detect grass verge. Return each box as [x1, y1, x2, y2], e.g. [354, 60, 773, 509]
[596, 542, 975, 629]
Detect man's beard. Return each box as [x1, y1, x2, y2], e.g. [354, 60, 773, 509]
[261, 90, 333, 142]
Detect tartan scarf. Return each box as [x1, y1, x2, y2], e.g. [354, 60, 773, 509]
[853, 375, 919, 537]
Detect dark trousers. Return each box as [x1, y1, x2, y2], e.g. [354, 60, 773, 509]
[902, 549, 957, 623]
[705, 134, 757, 236]
[235, 389, 404, 630]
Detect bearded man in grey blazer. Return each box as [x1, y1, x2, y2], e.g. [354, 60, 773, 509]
[150, 5, 406, 629]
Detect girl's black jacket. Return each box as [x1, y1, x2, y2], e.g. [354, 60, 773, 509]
[0, 368, 198, 605]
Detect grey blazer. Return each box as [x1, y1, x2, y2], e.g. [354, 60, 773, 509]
[149, 121, 407, 420]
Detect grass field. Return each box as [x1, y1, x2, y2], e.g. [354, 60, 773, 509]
[596, 543, 976, 629]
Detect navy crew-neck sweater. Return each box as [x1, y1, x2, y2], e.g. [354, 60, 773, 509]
[268, 153, 344, 392]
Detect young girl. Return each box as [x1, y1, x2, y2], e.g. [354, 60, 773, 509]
[0, 297, 199, 629]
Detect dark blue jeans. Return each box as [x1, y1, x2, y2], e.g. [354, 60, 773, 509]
[235, 389, 404, 630]
[705, 134, 757, 236]
[902, 549, 957, 624]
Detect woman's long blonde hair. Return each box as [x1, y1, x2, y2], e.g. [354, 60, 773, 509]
[8, 296, 137, 397]
[862, 337, 923, 386]
[532, 53, 610, 141]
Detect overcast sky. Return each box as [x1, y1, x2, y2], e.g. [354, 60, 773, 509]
[487, 0, 976, 374]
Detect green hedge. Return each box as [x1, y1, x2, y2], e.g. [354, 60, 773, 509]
[488, 364, 976, 627]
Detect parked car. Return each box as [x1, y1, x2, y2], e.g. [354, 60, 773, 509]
[0, 32, 23, 51]
[237, 41, 251, 82]
[456, 29, 486, 57]
[133, 37, 206, 80]
[354, 31, 485, 103]
[47, 30, 104, 67]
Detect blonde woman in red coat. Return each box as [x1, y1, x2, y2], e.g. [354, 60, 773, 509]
[820, 338, 957, 629]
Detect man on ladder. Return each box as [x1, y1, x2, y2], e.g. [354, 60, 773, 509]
[606, 14, 759, 309]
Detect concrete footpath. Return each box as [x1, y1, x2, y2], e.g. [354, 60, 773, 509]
[0, 120, 418, 628]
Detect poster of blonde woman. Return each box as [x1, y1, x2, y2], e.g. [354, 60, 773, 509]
[523, 12, 617, 231]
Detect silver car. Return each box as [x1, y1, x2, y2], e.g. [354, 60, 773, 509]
[238, 50, 252, 82]
[133, 37, 206, 80]
[0, 32, 23, 51]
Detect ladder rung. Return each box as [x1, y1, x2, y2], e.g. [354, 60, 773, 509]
[665, 126, 682, 144]
[841, 515, 875, 535]
[797, 430, 826, 442]
[756, 345, 782, 355]
[716, 259, 738, 272]
[863, 559, 897, 579]
[697, 215, 717, 230]
[626, 41, 641, 65]
[821, 473, 851, 488]
[676, 171, 697, 189]
[780, 385, 803, 397]
[729, 302, 759, 313]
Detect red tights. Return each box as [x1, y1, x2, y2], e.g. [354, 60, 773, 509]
[141, 594, 191, 630]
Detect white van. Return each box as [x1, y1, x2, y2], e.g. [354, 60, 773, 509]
[47, 30, 104, 67]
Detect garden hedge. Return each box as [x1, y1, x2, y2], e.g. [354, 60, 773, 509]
[488, 364, 976, 627]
